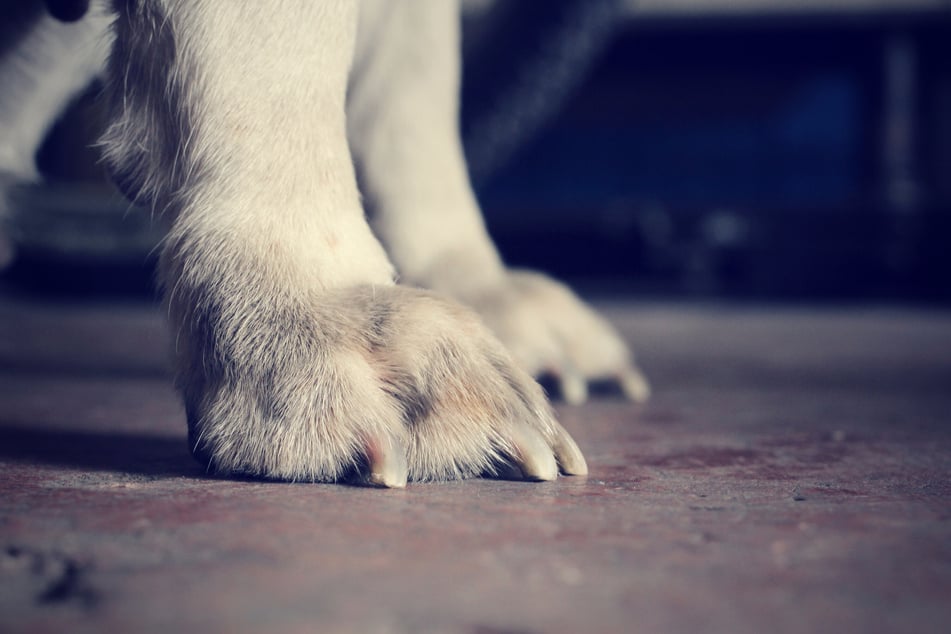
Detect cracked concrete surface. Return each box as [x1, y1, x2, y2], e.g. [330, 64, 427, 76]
[1, 294, 950, 633]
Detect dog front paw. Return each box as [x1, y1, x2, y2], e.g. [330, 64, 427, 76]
[459, 270, 650, 405]
[179, 284, 586, 486]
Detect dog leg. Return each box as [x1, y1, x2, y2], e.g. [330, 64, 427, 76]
[102, 0, 584, 485]
[0, 4, 110, 181]
[348, 0, 649, 404]
[0, 4, 111, 264]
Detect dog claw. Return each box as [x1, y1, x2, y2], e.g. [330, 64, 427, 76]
[619, 366, 651, 403]
[550, 421, 588, 476]
[558, 370, 589, 406]
[507, 421, 558, 481]
[364, 434, 408, 488]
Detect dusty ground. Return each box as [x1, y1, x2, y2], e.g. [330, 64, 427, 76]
[1, 293, 949, 633]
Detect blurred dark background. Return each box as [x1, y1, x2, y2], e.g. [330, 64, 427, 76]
[4, 0, 951, 301]
[462, 0, 951, 301]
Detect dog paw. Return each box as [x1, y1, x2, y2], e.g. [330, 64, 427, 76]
[460, 270, 650, 405]
[179, 284, 586, 486]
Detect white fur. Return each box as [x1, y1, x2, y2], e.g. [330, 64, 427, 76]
[349, 0, 506, 291]
[0, 6, 111, 181]
[0, 0, 651, 485]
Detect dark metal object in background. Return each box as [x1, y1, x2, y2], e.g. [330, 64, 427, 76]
[474, 7, 951, 300]
[461, 0, 628, 186]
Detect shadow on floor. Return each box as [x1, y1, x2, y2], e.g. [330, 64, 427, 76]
[0, 425, 202, 478]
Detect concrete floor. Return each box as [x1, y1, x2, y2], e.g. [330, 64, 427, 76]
[1, 292, 949, 633]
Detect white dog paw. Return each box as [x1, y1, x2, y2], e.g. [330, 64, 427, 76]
[180, 284, 586, 486]
[460, 270, 650, 405]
